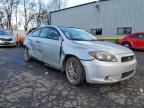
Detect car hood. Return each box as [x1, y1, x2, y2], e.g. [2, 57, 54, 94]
[73, 41, 133, 55]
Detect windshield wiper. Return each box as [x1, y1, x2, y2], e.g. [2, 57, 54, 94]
[88, 39, 98, 41]
[71, 38, 101, 41]
[72, 39, 99, 41]
[71, 38, 84, 41]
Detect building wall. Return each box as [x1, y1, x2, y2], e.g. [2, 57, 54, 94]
[50, 0, 144, 36]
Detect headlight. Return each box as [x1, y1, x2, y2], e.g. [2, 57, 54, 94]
[89, 51, 118, 62]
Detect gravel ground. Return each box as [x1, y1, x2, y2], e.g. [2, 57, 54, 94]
[0, 47, 143, 108]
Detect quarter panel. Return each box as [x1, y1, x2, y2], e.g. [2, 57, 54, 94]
[23, 35, 35, 57]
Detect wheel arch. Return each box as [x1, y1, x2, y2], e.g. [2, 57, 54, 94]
[62, 54, 81, 72]
[63, 54, 86, 85]
[122, 41, 133, 48]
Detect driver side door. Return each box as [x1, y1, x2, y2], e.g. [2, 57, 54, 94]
[40, 27, 62, 68]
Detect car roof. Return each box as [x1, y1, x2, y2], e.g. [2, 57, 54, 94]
[132, 32, 144, 34]
[36, 25, 81, 30]
[126, 32, 144, 37]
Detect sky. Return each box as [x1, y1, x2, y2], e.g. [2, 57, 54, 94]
[68, 0, 97, 7]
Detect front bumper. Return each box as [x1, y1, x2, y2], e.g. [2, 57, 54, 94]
[81, 53, 137, 84]
[0, 42, 16, 47]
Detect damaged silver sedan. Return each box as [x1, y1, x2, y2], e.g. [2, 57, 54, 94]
[23, 25, 137, 85]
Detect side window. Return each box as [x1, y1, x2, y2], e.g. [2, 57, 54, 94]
[142, 34, 144, 38]
[32, 29, 41, 37]
[117, 27, 132, 35]
[139, 34, 144, 38]
[40, 28, 49, 38]
[91, 28, 102, 35]
[133, 34, 144, 38]
[40, 27, 60, 40]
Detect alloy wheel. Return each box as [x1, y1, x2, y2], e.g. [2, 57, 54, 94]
[66, 61, 78, 83]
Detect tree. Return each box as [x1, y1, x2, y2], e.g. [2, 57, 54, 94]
[48, 0, 68, 11]
[0, 11, 4, 28]
[0, 0, 69, 30]
[22, 0, 37, 31]
[39, 0, 69, 25]
[35, 0, 68, 27]
[36, 0, 43, 27]
[14, 0, 20, 29]
[1, 0, 19, 29]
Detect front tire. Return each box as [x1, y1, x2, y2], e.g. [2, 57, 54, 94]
[65, 57, 85, 85]
[24, 47, 31, 62]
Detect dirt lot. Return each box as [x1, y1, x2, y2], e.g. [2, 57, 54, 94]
[0, 47, 144, 108]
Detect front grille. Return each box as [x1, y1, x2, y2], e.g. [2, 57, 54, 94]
[0, 38, 12, 41]
[121, 70, 134, 79]
[121, 55, 134, 62]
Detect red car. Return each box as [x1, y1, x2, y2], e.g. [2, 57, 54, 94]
[119, 32, 144, 50]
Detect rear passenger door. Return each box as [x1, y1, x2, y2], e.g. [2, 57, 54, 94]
[40, 27, 62, 67]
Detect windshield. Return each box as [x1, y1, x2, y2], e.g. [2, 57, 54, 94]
[61, 28, 97, 41]
[0, 30, 9, 36]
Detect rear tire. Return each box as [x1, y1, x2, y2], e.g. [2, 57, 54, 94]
[65, 57, 85, 85]
[123, 42, 131, 49]
[24, 47, 31, 62]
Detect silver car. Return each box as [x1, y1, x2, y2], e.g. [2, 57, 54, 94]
[0, 29, 16, 47]
[23, 25, 137, 85]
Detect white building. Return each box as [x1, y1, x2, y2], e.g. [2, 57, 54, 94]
[50, 0, 144, 37]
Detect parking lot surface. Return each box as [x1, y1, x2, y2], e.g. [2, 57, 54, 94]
[0, 47, 144, 108]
